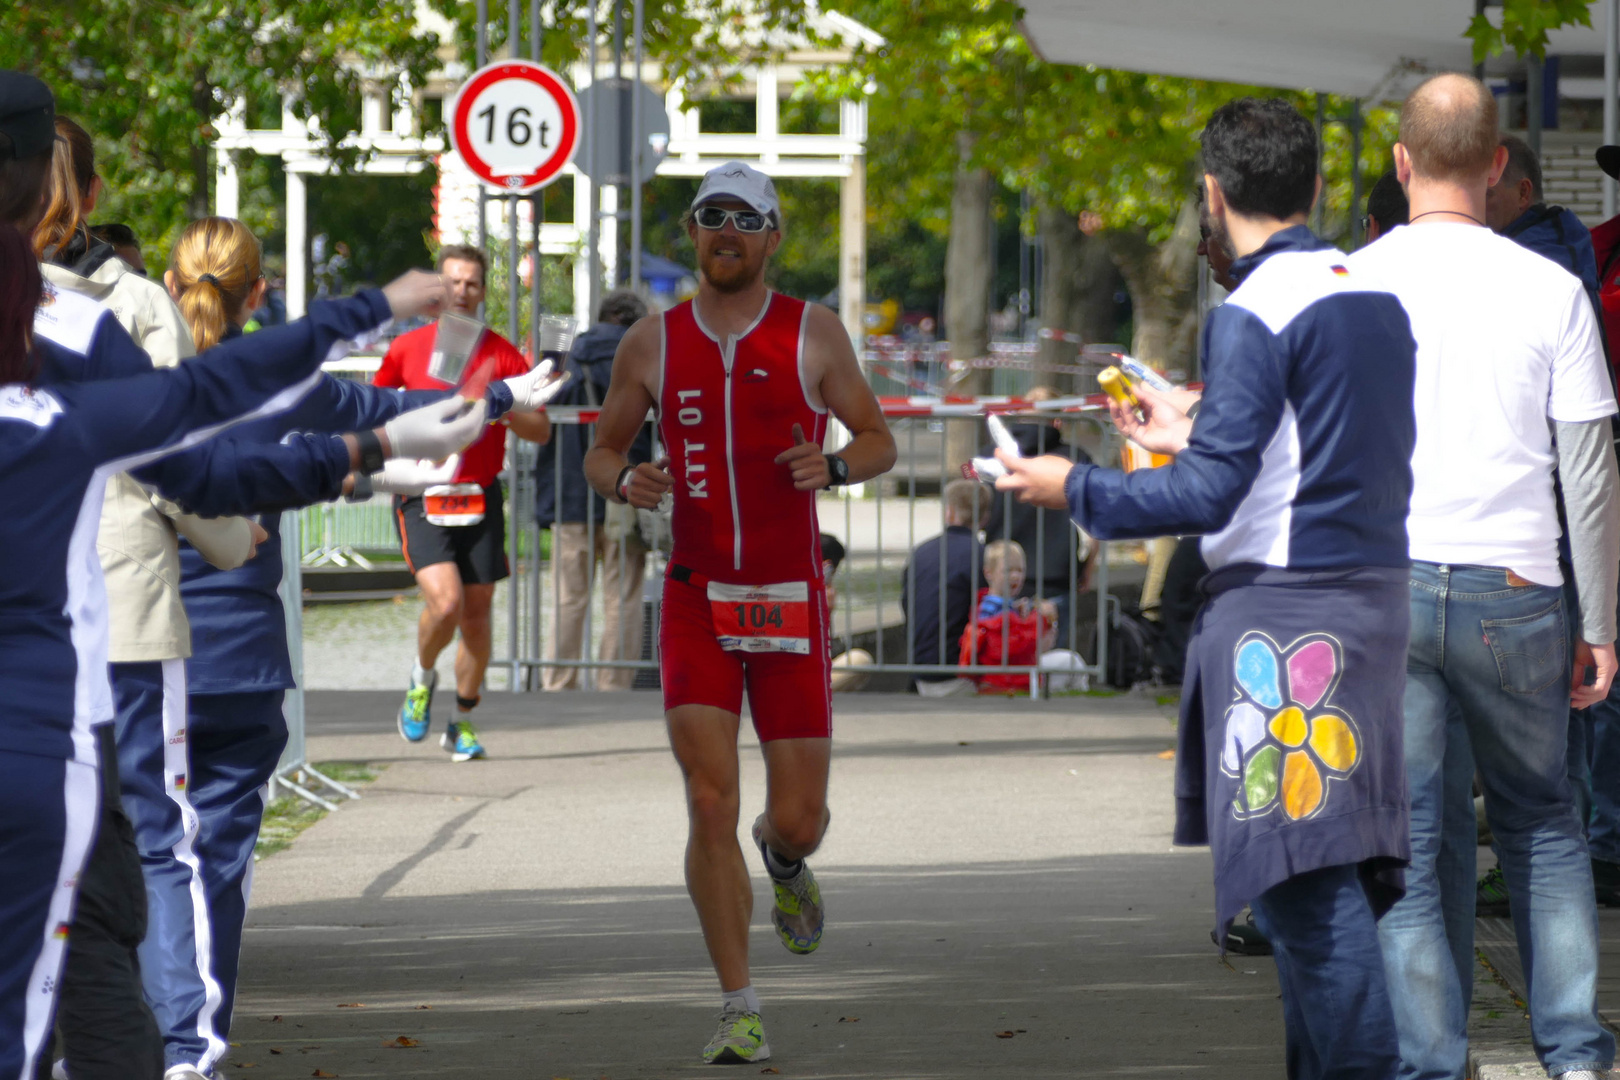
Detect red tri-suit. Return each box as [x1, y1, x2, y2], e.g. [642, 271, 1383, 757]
[657, 293, 833, 739]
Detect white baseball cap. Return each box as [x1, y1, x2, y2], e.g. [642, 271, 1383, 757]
[692, 160, 780, 223]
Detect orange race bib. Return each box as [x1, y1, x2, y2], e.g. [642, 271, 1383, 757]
[707, 581, 812, 655]
[422, 483, 486, 527]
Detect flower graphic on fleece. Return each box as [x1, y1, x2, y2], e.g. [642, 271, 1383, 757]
[1221, 632, 1361, 821]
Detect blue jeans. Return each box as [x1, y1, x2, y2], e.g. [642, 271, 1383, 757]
[1379, 563, 1610, 1079]
[1249, 864, 1400, 1080]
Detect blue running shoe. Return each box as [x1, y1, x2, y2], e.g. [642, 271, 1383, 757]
[398, 682, 432, 742]
[441, 720, 486, 762]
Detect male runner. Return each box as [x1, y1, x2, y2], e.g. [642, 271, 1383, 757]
[376, 245, 550, 760]
[584, 161, 896, 1064]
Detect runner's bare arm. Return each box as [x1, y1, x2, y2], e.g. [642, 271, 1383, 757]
[584, 315, 673, 509]
[504, 408, 551, 444]
[797, 303, 896, 486]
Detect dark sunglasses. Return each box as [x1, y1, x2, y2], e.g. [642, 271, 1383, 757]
[695, 206, 770, 233]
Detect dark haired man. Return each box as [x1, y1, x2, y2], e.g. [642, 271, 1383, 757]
[535, 288, 653, 691]
[997, 96, 1418, 1078]
[584, 160, 895, 1064]
[375, 244, 552, 761]
[1352, 73, 1618, 1080]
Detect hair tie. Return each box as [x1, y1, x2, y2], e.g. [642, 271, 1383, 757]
[198, 273, 220, 286]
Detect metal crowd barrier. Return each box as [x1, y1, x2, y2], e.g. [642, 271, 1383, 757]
[290, 388, 1138, 697]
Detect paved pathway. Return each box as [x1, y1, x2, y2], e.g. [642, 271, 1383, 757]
[230, 690, 1610, 1078]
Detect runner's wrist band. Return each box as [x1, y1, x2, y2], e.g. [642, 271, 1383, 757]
[355, 428, 386, 475]
[346, 473, 374, 502]
[616, 464, 635, 503]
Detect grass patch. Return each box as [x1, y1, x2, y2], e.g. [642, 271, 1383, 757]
[255, 761, 382, 860]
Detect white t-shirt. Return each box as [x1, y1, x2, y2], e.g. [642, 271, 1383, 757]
[1349, 223, 1616, 585]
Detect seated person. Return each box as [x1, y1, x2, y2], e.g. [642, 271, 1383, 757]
[959, 540, 1088, 694]
[902, 478, 990, 696]
[821, 533, 873, 692]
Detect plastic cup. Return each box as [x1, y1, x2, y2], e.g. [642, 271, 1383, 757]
[537, 314, 577, 365]
[428, 312, 486, 385]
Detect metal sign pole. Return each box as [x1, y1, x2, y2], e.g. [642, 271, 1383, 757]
[1608, 0, 1618, 219]
[631, 0, 644, 293]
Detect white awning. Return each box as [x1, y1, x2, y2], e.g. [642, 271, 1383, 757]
[1019, 0, 1611, 100]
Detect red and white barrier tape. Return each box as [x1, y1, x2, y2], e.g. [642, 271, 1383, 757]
[540, 386, 1201, 426]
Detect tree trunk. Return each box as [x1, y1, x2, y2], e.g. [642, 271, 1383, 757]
[188, 69, 214, 220]
[1103, 193, 1203, 380]
[943, 130, 992, 472]
[1036, 202, 1118, 393]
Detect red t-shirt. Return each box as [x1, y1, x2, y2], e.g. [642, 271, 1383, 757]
[373, 321, 531, 486]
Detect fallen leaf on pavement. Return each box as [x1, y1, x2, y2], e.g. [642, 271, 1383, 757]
[1157, 749, 1175, 760]
[995, 1031, 1016, 1039]
[336, 1003, 364, 1008]
[415, 1004, 432, 1010]
[761, 1069, 781, 1075]
[313, 1071, 338, 1078]
[387, 1036, 419, 1047]
[838, 1016, 859, 1023]
[269, 1049, 282, 1055]
[957, 740, 971, 746]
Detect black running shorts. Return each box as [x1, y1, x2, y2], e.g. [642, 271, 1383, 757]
[393, 482, 509, 584]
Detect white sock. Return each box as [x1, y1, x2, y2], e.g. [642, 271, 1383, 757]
[412, 662, 436, 689]
[722, 985, 761, 1015]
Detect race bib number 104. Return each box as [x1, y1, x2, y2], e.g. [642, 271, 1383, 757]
[707, 581, 812, 655]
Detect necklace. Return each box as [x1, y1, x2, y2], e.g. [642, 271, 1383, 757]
[1408, 209, 1484, 226]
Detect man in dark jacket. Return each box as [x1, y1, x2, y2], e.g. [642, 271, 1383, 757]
[901, 479, 990, 694]
[982, 392, 1093, 649]
[534, 290, 653, 690]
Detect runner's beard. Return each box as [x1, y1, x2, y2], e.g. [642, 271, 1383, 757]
[700, 245, 767, 294]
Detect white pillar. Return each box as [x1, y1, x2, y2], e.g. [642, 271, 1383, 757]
[838, 99, 868, 350]
[286, 167, 308, 319]
[756, 66, 779, 165]
[215, 154, 240, 218]
[573, 168, 593, 318]
[600, 182, 620, 295]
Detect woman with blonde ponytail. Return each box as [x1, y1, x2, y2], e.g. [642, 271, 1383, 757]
[165, 217, 267, 352]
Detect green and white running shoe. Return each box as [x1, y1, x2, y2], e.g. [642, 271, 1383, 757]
[753, 816, 824, 955]
[701, 1007, 769, 1064]
[398, 682, 432, 742]
[441, 719, 486, 762]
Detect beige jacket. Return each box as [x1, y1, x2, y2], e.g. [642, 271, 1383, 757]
[42, 257, 257, 662]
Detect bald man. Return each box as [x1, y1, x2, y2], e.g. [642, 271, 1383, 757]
[1351, 73, 1619, 1080]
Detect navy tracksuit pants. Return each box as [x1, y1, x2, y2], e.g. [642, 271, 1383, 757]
[113, 661, 287, 1073]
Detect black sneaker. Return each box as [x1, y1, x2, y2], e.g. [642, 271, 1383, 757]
[1476, 865, 1510, 917]
[1594, 858, 1620, 907]
[1212, 909, 1273, 955]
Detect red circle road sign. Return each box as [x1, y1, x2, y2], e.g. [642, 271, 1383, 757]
[450, 61, 581, 193]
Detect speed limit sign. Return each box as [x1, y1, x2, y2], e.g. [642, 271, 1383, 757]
[449, 60, 581, 192]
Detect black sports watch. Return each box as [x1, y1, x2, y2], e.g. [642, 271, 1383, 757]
[824, 453, 850, 487]
[355, 428, 386, 476]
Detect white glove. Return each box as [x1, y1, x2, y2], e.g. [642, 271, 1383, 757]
[370, 454, 461, 496]
[503, 359, 573, 412]
[382, 396, 489, 461]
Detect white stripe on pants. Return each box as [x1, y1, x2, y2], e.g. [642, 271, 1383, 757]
[160, 658, 228, 1072]
[19, 758, 97, 1080]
